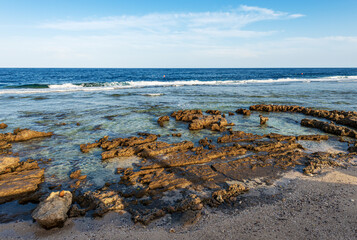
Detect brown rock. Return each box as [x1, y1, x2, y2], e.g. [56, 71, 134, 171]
[0, 129, 53, 142]
[172, 133, 182, 137]
[0, 156, 19, 174]
[209, 184, 248, 207]
[77, 190, 125, 217]
[259, 115, 269, 125]
[69, 170, 87, 180]
[0, 123, 8, 129]
[206, 110, 221, 115]
[249, 104, 357, 129]
[301, 119, 357, 138]
[0, 168, 44, 204]
[236, 108, 251, 116]
[171, 110, 203, 122]
[157, 116, 170, 127]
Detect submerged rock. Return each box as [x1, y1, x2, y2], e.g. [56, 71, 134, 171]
[235, 108, 251, 116]
[157, 116, 170, 127]
[32, 191, 72, 229]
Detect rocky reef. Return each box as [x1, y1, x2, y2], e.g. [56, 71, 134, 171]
[1, 105, 356, 229]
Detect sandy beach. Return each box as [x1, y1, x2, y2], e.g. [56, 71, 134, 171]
[1, 162, 356, 240]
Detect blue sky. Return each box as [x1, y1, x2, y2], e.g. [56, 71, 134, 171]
[0, 0, 356, 67]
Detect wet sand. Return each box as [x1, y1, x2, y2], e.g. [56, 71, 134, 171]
[1, 164, 356, 240]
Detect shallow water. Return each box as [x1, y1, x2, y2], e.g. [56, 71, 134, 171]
[0, 68, 357, 189]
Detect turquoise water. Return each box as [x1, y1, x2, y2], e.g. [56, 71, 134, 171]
[0, 68, 356, 189]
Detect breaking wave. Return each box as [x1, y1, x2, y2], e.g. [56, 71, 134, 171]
[1, 75, 357, 95]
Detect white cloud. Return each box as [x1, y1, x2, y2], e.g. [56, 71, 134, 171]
[39, 5, 304, 36]
[11, 5, 357, 68]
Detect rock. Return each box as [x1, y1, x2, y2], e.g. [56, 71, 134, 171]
[157, 116, 170, 127]
[171, 110, 203, 122]
[0, 156, 19, 174]
[206, 110, 221, 115]
[180, 210, 202, 226]
[296, 135, 329, 141]
[0, 167, 44, 204]
[249, 104, 357, 129]
[228, 112, 235, 116]
[303, 152, 341, 175]
[130, 208, 166, 225]
[140, 141, 194, 158]
[235, 108, 251, 116]
[0, 129, 53, 142]
[172, 133, 182, 137]
[259, 115, 269, 125]
[218, 131, 263, 143]
[208, 184, 248, 207]
[301, 119, 357, 138]
[68, 204, 86, 218]
[69, 170, 87, 180]
[77, 190, 124, 217]
[0, 123, 7, 129]
[32, 191, 72, 229]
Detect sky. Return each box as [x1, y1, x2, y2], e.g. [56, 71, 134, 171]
[0, 0, 356, 68]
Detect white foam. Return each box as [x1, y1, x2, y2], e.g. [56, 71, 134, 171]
[142, 93, 165, 96]
[1, 75, 356, 95]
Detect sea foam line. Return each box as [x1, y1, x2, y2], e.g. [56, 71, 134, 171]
[1, 75, 357, 95]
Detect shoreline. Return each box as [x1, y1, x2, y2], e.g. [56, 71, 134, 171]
[0, 164, 356, 239]
[1, 104, 357, 238]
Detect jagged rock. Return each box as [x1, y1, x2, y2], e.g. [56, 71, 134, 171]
[296, 135, 329, 141]
[77, 190, 124, 217]
[157, 116, 170, 127]
[208, 184, 248, 207]
[171, 110, 203, 122]
[140, 141, 194, 158]
[81, 134, 158, 155]
[0, 128, 53, 142]
[0, 123, 7, 129]
[301, 119, 357, 138]
[236, 108, 251, 116]
[250, 104, 357, 129]
[130, 208, 166, 225]
[0, 160, 44, 204]
[259, 115, 269, 125]
[0, 156, 19, 174]
[32, 191, 72, 229]
[206, 110, 221, 115]
[218, 131, 263, 143]
[68, 204, 86, 218]
[141, 145, 247, 169]
[171, 194, 203, 212]
[303, 152, 341, 175]
[69, 170, 87, 180]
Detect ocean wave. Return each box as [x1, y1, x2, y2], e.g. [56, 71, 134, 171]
[1, 75, 357, 95]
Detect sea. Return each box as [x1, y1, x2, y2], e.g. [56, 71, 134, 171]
[0, 68, 357, 219]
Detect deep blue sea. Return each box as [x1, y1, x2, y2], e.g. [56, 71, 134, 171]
[0, 68, 357, 189]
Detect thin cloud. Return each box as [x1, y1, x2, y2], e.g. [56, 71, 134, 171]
[39, 5, 304, 36]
